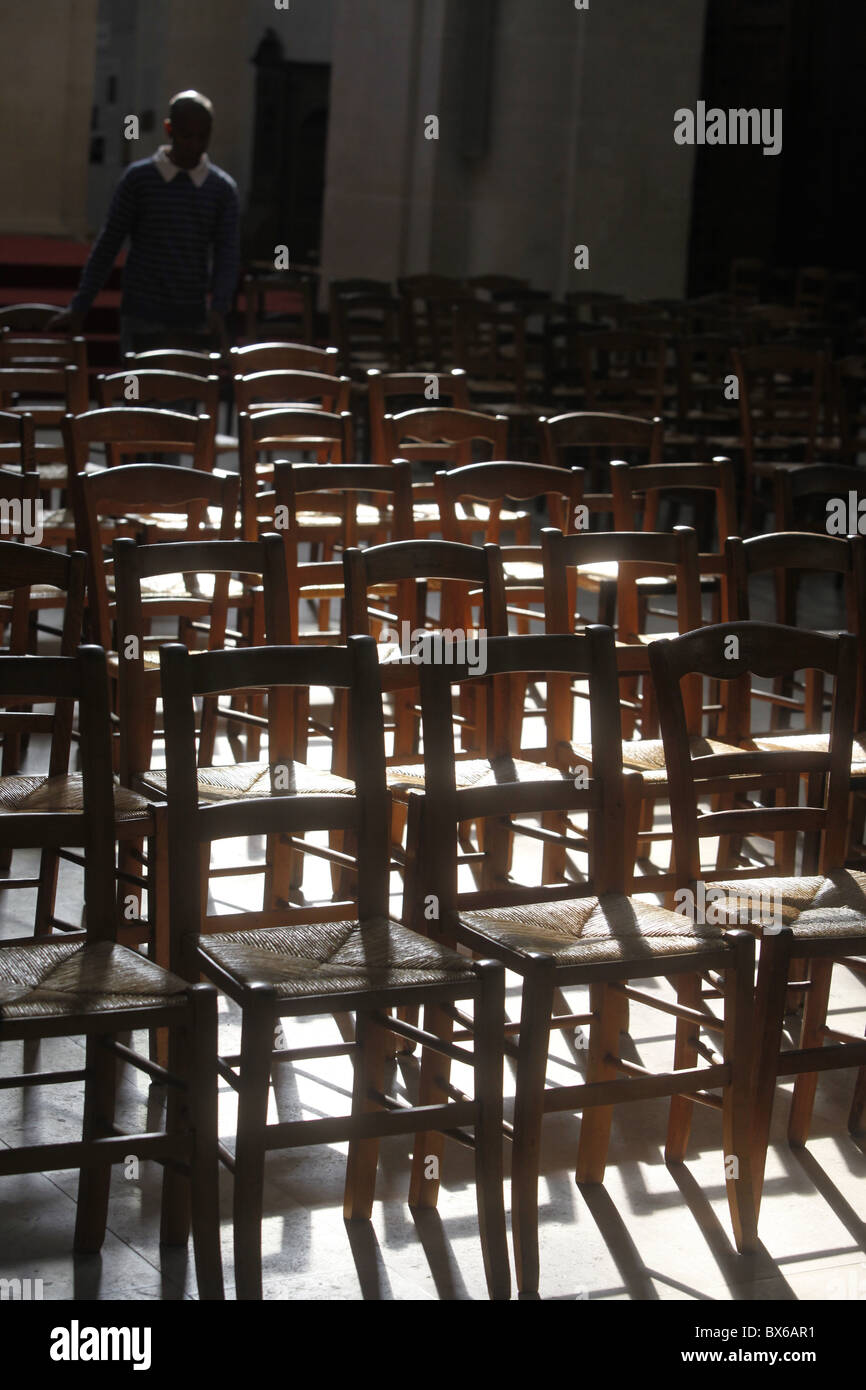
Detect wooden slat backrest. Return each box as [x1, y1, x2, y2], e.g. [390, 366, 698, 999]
[230, 342, 339, 376]
[64, 406, 214, 477]
[384, 407, 509, 472]
[124, 348, 222, 378]
[435, 460, 584, 543]
[160, 635, 390, 946]
[97, 369, 220, 414]
[611, 456, 738, 579]
[0, 646, 117, 937]
[650, 622, 857, 882]
[234, 369, 350, 415]
[417, 627, 627, 908]
[114, 532, 291, 782]
[78, 465, 239, 650]
[367, 370, 470, 466]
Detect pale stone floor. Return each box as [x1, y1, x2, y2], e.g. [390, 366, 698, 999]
[1, 564, 864, 1305]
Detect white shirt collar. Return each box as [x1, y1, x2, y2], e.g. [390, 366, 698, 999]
[153, 145, 211, 188]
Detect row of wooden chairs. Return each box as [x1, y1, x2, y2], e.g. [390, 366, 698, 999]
[2, 612, 865, 1297]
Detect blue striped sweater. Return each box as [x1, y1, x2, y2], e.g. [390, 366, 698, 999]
[71, 155, 240, 324]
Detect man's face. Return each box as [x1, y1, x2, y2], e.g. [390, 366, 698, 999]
[165, 109, 212, 168]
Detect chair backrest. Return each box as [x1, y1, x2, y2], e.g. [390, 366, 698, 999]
[0, 334, 88, 373]
[160, 635, 389, 961]
[367, 370, 470, 466]
[96, 369, 220, 417]
[77, 464, 239, 649]
[269, 459, 413, 554]
[237, 407, 355, 540]
[650, 622, 857, 883]
[0, 645, 129, 936]
[63, 406, 215, 480]
[726, 531, 866, 723]
[773, 462, 866, 533]
[234, 369, 350, 415]
[0, 540, 86, 778]
[242, 270, 317, 343]
[611, 457, 738, 579]
[113, 532, 290, 781]
[330, 284, 402, 370]
[124, 348, 222, 379]
[0, 469, 41, 545]
[539, 410, 663, 520]
[230, 342, 340, 377]
[0, 364, 88, 417]
[384, 407, 509, 471]
[542, 524, 703, 730]
[452, 300, 527, 399]
[0, 411, 35, 472]
[0, 304, 61, 332]
[343, 533, 506, 644]
[416, 628, 627, 911]
[435, 461, 584, 543]
[577, 331, 667, 416]
[732, 344, 827, 465]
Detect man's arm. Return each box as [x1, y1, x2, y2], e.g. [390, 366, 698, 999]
[51, 169, 138, 329]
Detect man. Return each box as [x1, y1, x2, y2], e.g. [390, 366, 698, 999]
[51, 90, 239, 356]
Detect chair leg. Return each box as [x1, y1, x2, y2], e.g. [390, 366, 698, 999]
[721, 931, 759, 1253]
[187, 986, 224, 1299]
[233, 986, 276, 1300]
[849, 1058, 866, 1136]
[665, 971, 702, 1163]
[788, 957, 833, 1147]
[511, 954, 555, 1298]
[407, 1000, 454, 1210]
[751, 927, 793, 1215]
[344, 1009, 387, 1219]
[74, 1034, 117, 1253]
[34, 848, 61, 936]
[471, 962, 511, 1300]
[576, 979, 629, 1184]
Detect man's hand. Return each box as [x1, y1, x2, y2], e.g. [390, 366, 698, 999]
[46, 308, 85, 333]
[207, 309, 229, 356]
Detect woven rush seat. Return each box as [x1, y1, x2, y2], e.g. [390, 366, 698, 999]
[387, 755, 564, 796]
[142, 759, 354, 802]
[697, 870, 866, 937]
[569, 735, 742, 786]
[749, 730, 866, 781]
[503, 560, 543, 584]
[0, 939, 188, 1018]
[0, 772, 151, 821]
[0, 582, 65, 602]
[457, 894, 725, 966]
[197, 916, 475, 999]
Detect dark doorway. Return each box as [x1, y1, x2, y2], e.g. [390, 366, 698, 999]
[686, 0, 866, 298]
[244, 29, 331, 267]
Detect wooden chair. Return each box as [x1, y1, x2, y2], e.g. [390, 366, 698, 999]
[0, 333, 88, 374]
[330, 284, 402, 374]
[774, 461, 866, 535]
[159, 634, 510, 1300]
[577, 331, 667, 417]
[76, 464, 239, 658]
[121, 349, 235, 458]
[406, 628, 758, 1296]
[242, 269, 317, 344]
[64, 405, 215, 488]
[113, 532, 294, 959]
[452, 298, 527, 406]
[732, 344, 828, 530]
[0, 304, 62, 332]
[397, 274, 468, 366]
[0, 644, 223, 1298]
[229, 341, 340, 377]
[96, 368, 222, 462]
[234, 368, 350, 417]
[0, 364, 88, 491]
[542, 525, 740, 892]
[538, 409, 663, 524]
[727, 532, 866, 859]
[0, 409, 35, 473]
[366, 369, 470, 468]
[650, 621, 866, 1212]
[237, 407, 355, 541]
[383, 406, 509, 538]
